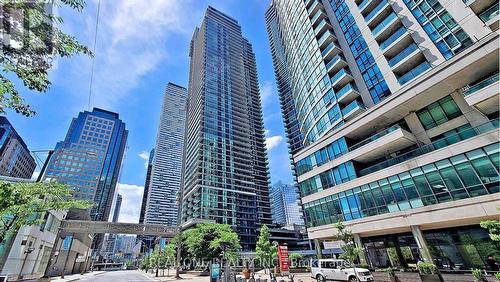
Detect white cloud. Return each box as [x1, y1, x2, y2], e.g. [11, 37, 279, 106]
[265, 135, 284, 151]
[116, 183, 144, 223]
[264, 129, 270, 136]
[138, 150, 150, 168]
[260, 81, 275, 107]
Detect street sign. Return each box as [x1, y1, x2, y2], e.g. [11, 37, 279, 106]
[75, 255, 86, 263]
[277, 245, 290, 274]
[211, 263, 221, 282]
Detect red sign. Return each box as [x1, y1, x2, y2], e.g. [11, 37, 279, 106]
[277, 245, 289, 273]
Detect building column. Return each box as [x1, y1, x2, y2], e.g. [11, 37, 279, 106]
[314, 239, 323, 259]
[404, 112, 431, 144]
[410, 226, 433, 263]
[353, 234, 368, 265]
[451, 92, 489, 127]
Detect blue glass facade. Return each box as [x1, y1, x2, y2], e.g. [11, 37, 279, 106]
[44, 108, 128, 222]
[269, 182, 305, 226]
[329, 0, 391, 104]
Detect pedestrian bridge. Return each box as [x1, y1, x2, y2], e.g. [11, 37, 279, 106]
[60, 220, 177, 237]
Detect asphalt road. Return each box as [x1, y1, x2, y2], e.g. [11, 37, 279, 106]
[77, 270, 157, 281]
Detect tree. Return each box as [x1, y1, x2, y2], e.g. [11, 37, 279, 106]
[1, 0, 92, 116]
[0, 181, 93, 245]
[289, 253, 303, 268]
[183, 223, 241, 264]
[255, 224, 277, 271]
[480, 219, 500, 241]
[333, 221, 362, 276]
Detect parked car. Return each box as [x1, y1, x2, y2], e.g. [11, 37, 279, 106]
[310, 259, 373, 282]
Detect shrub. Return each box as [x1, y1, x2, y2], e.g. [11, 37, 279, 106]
[417, 262, 437, 275]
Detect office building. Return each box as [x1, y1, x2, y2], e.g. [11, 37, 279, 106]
[269, 182, 305, 226]
[112, 193, 122, 223]
[182, 6, 272, 250]
[267, 0, 499, 270]
[139, 149, 154, 224]
[0, 116, 36, 179]
[143, 83, 187, 226]
[43, 108, 128, 222]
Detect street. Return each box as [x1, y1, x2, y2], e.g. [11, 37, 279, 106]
[76, 270, 157, 281]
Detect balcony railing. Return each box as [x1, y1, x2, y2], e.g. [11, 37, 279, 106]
[331, 68, 351, 84]
[463, 72, 499, 96]
[398, 61, 431, 85]
[349, 124, 402, 152]
[365, 0, 389, 23]
[321, 42, 338, 57]
[379, 26, 407, 50]
[318, 30, 334, 46]
[314, 19, 329, 35]
[388, 43, 418, 67]
[341, 100, 365, 116]
[358, 119, 499, 176]
[335, 83, 358, 100]
[479, 4, 499, 23]
[326, 54, 345, 70]
[358, 0, 373, 11]
[372, 12, 397, 37]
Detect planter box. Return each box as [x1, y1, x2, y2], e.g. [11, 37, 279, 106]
[419, 274, 441, 282]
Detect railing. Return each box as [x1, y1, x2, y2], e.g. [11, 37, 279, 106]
[342, 100, 365, 116]
[358, 0, 373, 11]
[321, 42, 337, 57]
[365, 0, 389, 23]
[463, 72, 499, 96]
[398, 61, 431, 85]
[479, 4, 499, 23]
[349, 124, 402, 152]
[379, 26, 407, 50]
[372, 12, 397, 37]
[310, 9, 323, 25]
[336, 83, 358, 100]
[314, 19, 329, 34]
[318, 30, 334, 46]
[358, 119, 499, 176]
[308, 0, 322, 15]
[331, 68, 351, 84]
[326, 54, 344, 70]
[388, 43, 418, 67]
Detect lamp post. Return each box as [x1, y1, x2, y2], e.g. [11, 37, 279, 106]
[17, 237, 35, 280]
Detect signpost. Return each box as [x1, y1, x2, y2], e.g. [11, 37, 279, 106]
[277, 245, 290, 275]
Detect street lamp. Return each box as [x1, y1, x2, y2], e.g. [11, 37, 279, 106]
[17, 239, 35, 280]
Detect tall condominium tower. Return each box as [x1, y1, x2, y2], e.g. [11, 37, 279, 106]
[269, 182, 305, 226]
[139, 148, 154, 224]
[0, 116, 36, 179]
[143, 83, 187, 226]
[182, 6, 272, 250]
[43, 108, 128, 222]
[267, 0, 499, 269]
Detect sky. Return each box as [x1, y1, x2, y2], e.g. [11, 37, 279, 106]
[6, 0, 294, 223]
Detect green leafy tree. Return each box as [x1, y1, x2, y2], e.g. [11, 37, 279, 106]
[183, 223, 241, 263]
[0, 181, 93, 244]
[1, 0, 92, 116]
[333, 222, 362, 270]
[255, 224, 277, 271]
[480, 219, 500, 242]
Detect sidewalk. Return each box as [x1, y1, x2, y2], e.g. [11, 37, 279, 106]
[142, 270, 207, 282]
[46, 271, 106, 282]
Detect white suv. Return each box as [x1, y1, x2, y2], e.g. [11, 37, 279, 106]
[310, 259, 373, 282]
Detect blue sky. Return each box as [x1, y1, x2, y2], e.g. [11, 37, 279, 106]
[6, 0, 293, 222]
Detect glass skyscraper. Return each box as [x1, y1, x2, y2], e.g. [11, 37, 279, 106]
[267, 0, 499, 270]
[43, 108, 128, 222]
[269, 182, 305, 226]
[139, 148, 154, 224]
[0, 116, 36, 179]
[142, 83, 187, 226]
[182, 6, 272, 250]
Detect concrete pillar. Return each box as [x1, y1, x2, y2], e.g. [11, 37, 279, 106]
[353, 234, 368, 265]
[451, 91, 489, 127]
[314, 239, 323, 259]
[404, 112, 432, 144]
[410, 226, 433, 263]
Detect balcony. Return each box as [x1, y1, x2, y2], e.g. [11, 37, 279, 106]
[326, 54, 347, 74]
[331, 68, 354, 88]
[347, 125, 417, 163]
[358, 119, 499, 177]
[358, 0, 376, 13]
[372, 12, 399, 39]
[479, 4, 499, 30]
[341, 100, 365, 120]
[335, 83, 360, 104]
[318, 30, 336, 48]
[398, 61, 431, 85]
[322, 42, 342, 60]
[463, 72, 499, 115]
[365, 0, 390, 26]
[314, 19, 331, 37]
[388, 43, 421, 71]
[311, 9, 326, 27]
[379, 26, 411, 55]
[308, 0, 323, 16]
[305, 0, 316, 9]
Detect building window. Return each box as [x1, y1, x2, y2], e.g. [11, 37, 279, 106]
[417, 96, 462, 130]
